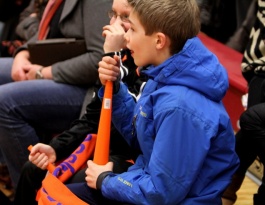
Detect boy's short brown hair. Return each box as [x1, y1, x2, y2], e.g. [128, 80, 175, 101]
[127, 0, 201, 54]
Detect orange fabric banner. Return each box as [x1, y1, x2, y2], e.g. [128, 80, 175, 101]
[38, 172, 88, 205]
[52, 134, 97, 183]
[36, 134, 96, 204]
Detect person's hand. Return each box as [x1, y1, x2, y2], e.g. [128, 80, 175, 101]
[103, 20, 127, 52]
[22, 64, 43, 80]
[98, 55, 120, 85]
[28, 143, 56, 170]
[29, 13, 37, 18]
[85, 160, 113, 189]
[23, 65, 52, 80]
[11, 50, 31, 81]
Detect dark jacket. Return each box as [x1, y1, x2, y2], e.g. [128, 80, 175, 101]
[17, 0, 112, 85]
[0, 0, 30, 22]
[15, 0, 48, 41]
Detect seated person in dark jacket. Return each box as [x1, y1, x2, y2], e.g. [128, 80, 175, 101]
[0, 0, 112, 190]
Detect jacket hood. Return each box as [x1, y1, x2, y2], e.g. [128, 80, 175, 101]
[143, 37, 228, 102]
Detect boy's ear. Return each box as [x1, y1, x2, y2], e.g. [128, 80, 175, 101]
[156, 32, 167, 50]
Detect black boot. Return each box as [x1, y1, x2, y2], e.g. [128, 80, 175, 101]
[253, 193, 265, 205]
[254, 181, 265, 205]
[0, 190, 12, 205]
[222, 174, 245, 203]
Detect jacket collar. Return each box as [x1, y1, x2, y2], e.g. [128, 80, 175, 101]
[60, 0, 79, 22]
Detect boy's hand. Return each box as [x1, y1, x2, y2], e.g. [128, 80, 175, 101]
[98, 55, 121, 85]
[85, 160, 113, 189]
[28, 143, 56, 170]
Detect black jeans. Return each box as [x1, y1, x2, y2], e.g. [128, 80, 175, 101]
[223, 75, 265, 203]
[247, 75, 265, 108]
[237, 103, 265, 200]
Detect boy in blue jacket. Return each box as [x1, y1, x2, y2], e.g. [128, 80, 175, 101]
[68, 0, 239, 204]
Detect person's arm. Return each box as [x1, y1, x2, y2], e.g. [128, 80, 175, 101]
[15, 0, 39, 40]
[18, 0, 35, 23]
[101, 83, 138, 147]
[16, 11, 39, 41]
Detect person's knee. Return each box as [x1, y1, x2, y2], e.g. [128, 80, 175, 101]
[240, 106, 263, 130]
[20, 161, 41, 182]
[20, 161, 38, 176]
[0, 58, 13, 84]
[21, 161, 46, 181]
[0, 85, 18, 115]
[0, 82, 34, 117]
[20, 161, 46, 188]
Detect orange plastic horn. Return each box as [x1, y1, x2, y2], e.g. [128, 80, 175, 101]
[93, 81, 113, 165]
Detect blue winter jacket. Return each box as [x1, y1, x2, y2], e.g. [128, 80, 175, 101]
[99, 37, 239, 205]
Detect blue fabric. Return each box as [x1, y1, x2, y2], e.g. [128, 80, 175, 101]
[99, 37, 239, 204]
[0, 58, 13, 84]
[0, 58, 87, 188]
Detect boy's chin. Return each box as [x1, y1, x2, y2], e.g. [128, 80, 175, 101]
[135, 61, 148, 68]
[134, 61, 141, 67]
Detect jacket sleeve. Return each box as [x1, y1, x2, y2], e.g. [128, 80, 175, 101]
[16, 0, 39, 41]
[99, 83, 140, 150]
[16, 16, 39, 40]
